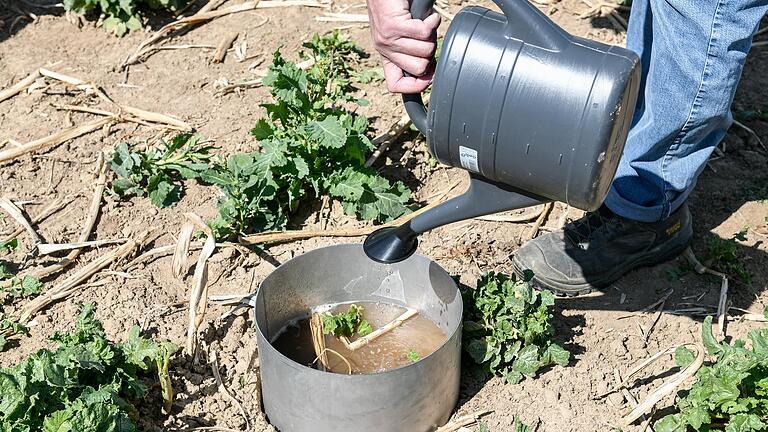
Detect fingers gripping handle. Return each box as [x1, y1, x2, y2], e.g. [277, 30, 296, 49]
[402, 0, 435, 134]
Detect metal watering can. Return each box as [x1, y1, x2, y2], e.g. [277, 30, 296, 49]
[364, 0, 641, 263]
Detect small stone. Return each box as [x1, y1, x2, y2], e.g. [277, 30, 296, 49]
[121, 225, 133, 237]
[610, 339, 627, 356]
[594, 380, 608, 397]
[608, 392, 625, 407]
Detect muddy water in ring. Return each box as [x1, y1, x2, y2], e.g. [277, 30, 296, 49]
[271, 302, 447, 374]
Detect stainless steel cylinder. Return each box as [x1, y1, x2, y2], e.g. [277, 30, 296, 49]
[253, 244, 462, 432]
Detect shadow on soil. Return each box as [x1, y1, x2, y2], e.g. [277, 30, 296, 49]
[0, 0, 208, 44]
[454, 281, 587, 410]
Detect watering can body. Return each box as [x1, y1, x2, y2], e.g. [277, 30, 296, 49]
[364, 0, 641, 263]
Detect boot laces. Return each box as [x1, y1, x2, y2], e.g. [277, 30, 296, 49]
[563, 210, 623, 249]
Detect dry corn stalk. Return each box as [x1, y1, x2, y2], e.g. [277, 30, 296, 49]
[121, 0, 328, 67]
[0, 154, 108, 290]
[0, 69, 42, 103]
[212, 32, 239, 63]
[0, 197, 41, 246]
[37, 238, 129, 255]
[436, 410, 493, 432]
[19, 231, 150, 322]
[172, 221, 195, 278]
[0, 195, 74, 245]
[621, 344, 705, 425]
[183, 213, 217, 355]
[344, 308, 418, 351]
[0, 116, 114, 163]
[310, 313, 329, 371]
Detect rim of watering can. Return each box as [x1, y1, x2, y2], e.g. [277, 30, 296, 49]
[252, 243, 462, 377]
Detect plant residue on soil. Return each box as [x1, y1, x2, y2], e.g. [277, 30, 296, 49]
[272, 302, 446, 374]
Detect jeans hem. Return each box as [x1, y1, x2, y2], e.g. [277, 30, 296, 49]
[605, 185, 693, 222]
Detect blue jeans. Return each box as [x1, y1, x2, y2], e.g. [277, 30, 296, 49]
[604, 0, 768, 222]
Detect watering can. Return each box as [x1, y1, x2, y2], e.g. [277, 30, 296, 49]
[364, 0, 641, 264]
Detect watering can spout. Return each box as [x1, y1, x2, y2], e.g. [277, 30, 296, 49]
[368, 0, 641, 264]
[363, 175, 549, 263]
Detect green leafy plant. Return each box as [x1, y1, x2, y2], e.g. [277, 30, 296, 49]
[353, 67, 385, 84]
[204, 32, 410, 238]
[0, 258, 43, 302]
[407, 350, 420, 362]
[0, 304, 177, 430]
[0, 262, 12, 279]
[110, 133, 215, 208]
[512, 418, 531, 432]
[64, 0, 189, 36]
[461, 271, 570, 384]
[706, 230, 752, 283]
[0, 238, 18, 253]
[735, 106, 768, 123]
[321, 304, 372, 338]
[0, 313, 28, 352]
[655, 316, 768, 432]
[5, 275, 43, 300]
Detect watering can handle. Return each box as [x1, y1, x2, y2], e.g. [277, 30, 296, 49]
[401, 0, 435, 134]
[403, 0, 570, 134]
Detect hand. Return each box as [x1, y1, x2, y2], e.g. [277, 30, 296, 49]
[366, 0, 441, 93]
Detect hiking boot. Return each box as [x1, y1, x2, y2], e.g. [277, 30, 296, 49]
[511, 203, 693, 296]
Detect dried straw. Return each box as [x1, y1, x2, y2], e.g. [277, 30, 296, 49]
[345, 308, 418, 351]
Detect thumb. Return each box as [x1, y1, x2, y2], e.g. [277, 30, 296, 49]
[422, 12, 441, 31]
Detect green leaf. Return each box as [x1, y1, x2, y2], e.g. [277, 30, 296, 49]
[513, 418, 531, 432]
[307, 117, 347, 149]
[511, 344, 540, 377]
[200, 169, 231, 186]
[328, 168, 366, 201]
[542, 343, 570, 367]
[654, 415, 685, 432]
[357, 320, 372, 337]
[725, 413, 766, 432]
[0, 238, 18, 252]
[702, 316, 723, 356]
[148, 181, 179, 207]
[466, 338, 493, 365]
[250, 119, 275, 140]
[20, 276, 43, 298]
[124, 15, 142, 31]
[460, 271, 569, 383]
[321, 304, 368, 338]
[43, 411, 71, 432]
[255, 140, 289, 174]
[407, 350, 420, 362]
[503, 369, 523, 385]
[675, 346, 695, 368]
[291, 157, 309, 179]
[120, 326, 158, 370]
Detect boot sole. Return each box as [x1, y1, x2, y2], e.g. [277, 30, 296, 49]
[511, 235, 692, 297]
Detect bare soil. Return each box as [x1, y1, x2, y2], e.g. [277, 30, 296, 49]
[1, 1, 767, 431]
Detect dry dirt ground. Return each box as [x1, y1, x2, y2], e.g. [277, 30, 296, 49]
[1, 0, 767, 431]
